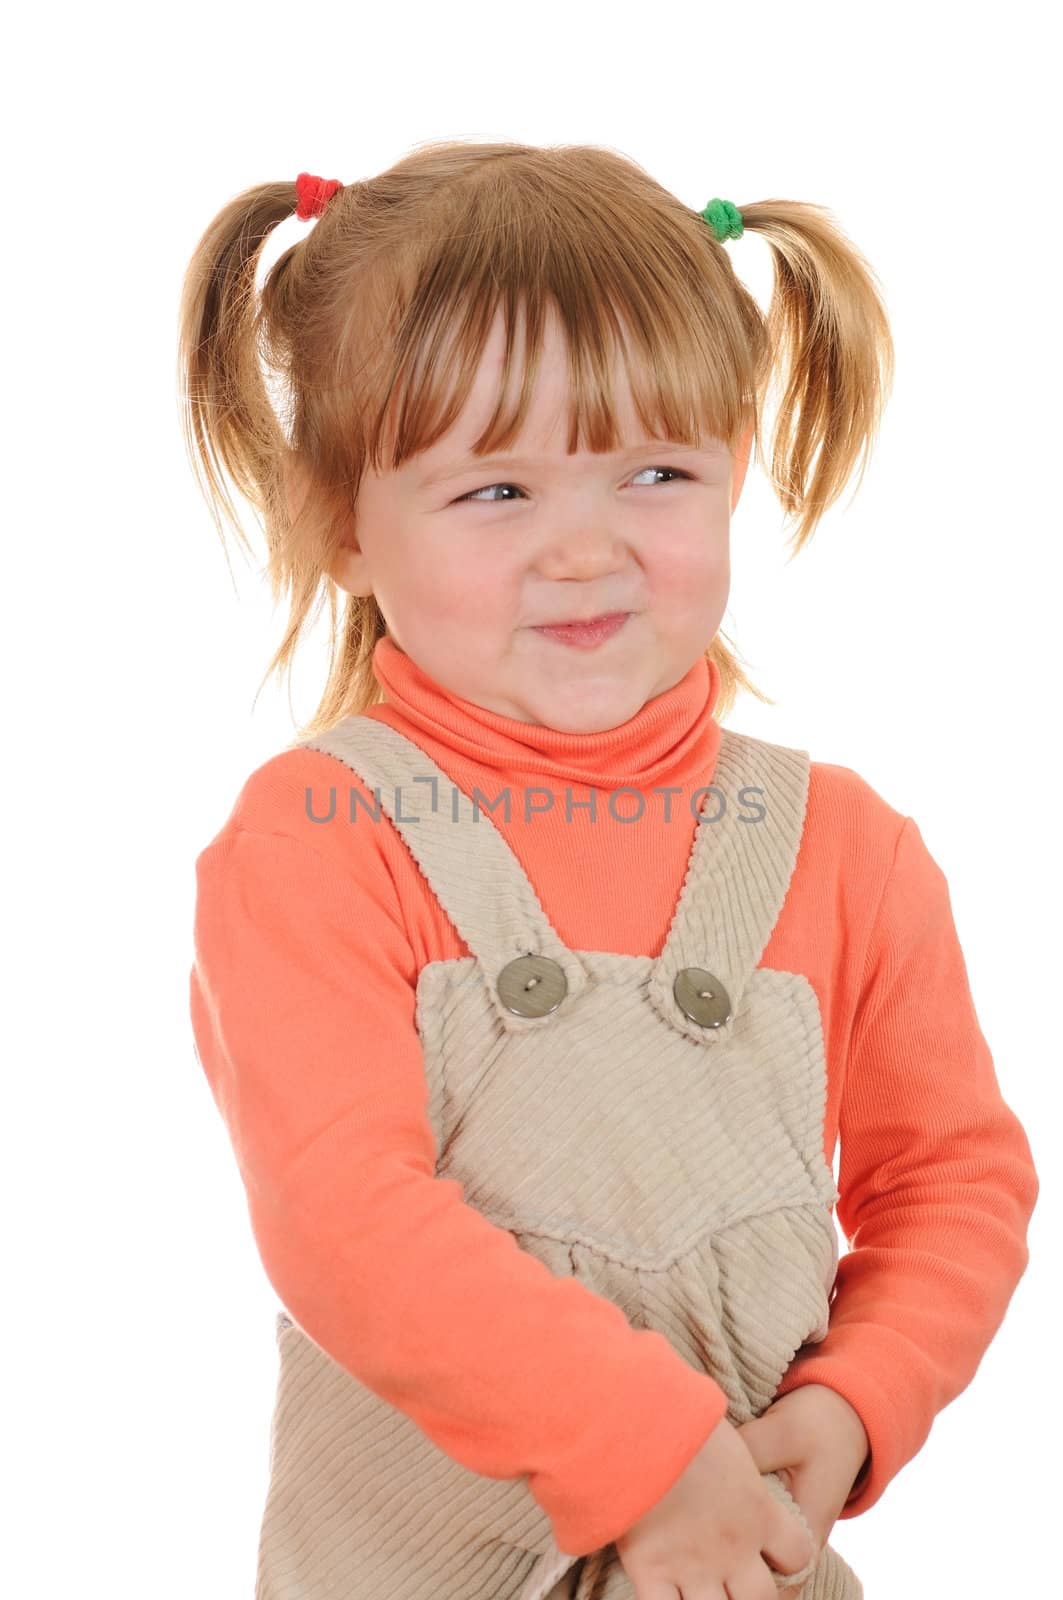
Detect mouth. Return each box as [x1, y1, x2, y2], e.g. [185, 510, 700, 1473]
[531, 611, 632, 649]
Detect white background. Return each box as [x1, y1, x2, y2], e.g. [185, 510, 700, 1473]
[5, 2, 1058, 1595]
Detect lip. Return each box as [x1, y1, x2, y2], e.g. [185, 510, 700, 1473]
[531, 611, 631, 649]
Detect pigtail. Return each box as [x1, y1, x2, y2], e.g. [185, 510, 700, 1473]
[738, 200, 895, 553]
[176, 181, 305, 582]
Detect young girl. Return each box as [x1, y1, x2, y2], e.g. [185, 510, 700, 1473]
[180, 141, 1039, 1600]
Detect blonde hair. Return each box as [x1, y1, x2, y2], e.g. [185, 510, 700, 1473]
[177, 139, 894, 739]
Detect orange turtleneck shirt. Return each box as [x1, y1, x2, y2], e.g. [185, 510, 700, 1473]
[189, 635, 1038, 1558]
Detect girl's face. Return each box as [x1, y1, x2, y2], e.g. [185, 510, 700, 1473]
[328, 305, 750, 732]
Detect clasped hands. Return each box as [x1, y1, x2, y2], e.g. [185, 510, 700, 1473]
[735, 1384, 870, 1599]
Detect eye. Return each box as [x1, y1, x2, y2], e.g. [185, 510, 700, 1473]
[454, 466, 693, 504]
[630, 466, 692, 489]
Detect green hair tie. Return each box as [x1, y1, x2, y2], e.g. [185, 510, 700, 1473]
[700, 197, 744, 242]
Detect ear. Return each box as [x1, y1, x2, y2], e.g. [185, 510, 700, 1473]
[328, 533, 375, 598]
[284, 452, 374, 597]
[731, 423, 754, 513]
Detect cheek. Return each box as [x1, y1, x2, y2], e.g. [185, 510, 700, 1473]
[653, 526, 730, 599]
[432, 541, 516, 622]
[387, 542, 511, 635]
[458, 561, 509, 612]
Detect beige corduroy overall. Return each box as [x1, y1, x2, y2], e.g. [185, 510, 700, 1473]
[254, 715, 864, 1599]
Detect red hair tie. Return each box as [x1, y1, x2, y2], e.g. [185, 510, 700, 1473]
[295, 171, 343, 220]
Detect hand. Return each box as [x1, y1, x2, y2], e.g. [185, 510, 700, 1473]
[615, 1413, 815, 1600]
[735, 1385, 870, 1599]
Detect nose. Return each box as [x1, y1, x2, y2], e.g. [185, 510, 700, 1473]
[532, 514, 628, 582]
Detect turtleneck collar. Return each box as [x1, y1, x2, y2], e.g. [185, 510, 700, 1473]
[368, 634, 723, 792]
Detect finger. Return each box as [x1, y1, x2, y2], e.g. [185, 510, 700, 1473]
[628, 1573, 684, 1599]
[762, 1499, 815, 1578]
[778, 1472, 826, 1561]
[780, 1463, 846, 1551]
[735, 1415, 790, 1476]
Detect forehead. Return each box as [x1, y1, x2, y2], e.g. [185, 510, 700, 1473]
[373, 296, 730, 486]
[410, 301, 651, 474]
[464, 302, 643, 444]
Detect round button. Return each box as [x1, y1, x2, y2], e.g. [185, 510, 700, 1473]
[673, 966, 732, 1029]
[497, 954, 568, 1018]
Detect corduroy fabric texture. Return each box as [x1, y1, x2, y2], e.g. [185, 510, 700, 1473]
[253, 716, 863, 1600]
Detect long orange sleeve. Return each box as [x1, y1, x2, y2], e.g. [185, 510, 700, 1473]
[191, 823, 728, 1558]
[774, 813, 1039, 1516]
[189, 638, 1038, 1555]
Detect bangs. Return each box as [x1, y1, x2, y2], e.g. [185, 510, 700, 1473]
[350, 164, 759, 477]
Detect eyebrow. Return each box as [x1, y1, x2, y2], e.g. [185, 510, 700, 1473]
[418, 440, 726, 487]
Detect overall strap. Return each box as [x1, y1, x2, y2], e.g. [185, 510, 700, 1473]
[298, 715, 592, 1032]
[646, 725, 811, 1047]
